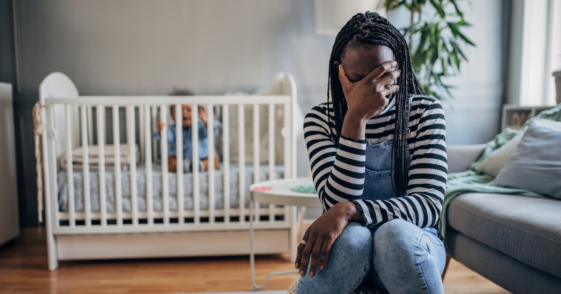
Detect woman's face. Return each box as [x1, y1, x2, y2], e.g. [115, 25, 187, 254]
[337, 44, 397, 86]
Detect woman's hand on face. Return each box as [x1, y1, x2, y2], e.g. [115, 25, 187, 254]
[294, 202, 357, 278]
[337, 61, 401, 121]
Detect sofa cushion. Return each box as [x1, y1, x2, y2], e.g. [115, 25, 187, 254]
[447, 193, 561, 279]
[492, 119, 561, 199]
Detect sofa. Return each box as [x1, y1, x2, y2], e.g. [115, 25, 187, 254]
[445, 145, 561, 294]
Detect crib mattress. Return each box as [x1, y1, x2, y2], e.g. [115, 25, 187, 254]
[57, 165, 284, 213]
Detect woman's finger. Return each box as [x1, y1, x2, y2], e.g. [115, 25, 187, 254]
[376, 69, 401, 88]
[338, 64, 353, 89]
[387, 85, 399, 95]
[295, 226, 311, 269]
[319, 237, 334, 271]
[380, 87, 396, 100]
[299, 234, 316, 276]
[364, 61, 398, 81]
[308, 238, 324, 278]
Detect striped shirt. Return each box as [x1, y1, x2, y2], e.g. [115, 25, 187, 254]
[303, 96, 447, 228]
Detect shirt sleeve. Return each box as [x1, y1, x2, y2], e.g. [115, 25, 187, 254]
[304, 106, 367, 212]
[199, 119, 221, 138]
[353, 99, 447, 228]
[152, 125, 176, 144]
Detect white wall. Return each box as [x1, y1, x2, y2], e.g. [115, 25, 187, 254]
[15, 0, 506, 178]
[16, 0, 336, 177]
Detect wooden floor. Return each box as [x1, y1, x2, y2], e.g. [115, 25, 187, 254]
[0, 229, 510, 294]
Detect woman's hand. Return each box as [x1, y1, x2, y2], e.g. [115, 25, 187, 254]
[295, 201, 362, 277]
[337, 61, 400, 141]
[338, 61, 401, 121]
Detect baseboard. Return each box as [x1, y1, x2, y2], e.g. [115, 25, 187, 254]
[56, 229, 290, 260]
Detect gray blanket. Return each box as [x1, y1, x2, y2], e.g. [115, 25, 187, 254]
[57, 165, 284, 212]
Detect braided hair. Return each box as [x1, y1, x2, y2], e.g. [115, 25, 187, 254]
[328, 11, 425, 198]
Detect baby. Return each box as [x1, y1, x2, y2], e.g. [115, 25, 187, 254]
[155, 102, 221, 173]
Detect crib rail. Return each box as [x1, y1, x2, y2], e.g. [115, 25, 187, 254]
[42, 95, 295, 235]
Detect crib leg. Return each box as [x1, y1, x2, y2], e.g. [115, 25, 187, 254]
[47, 230, 58, 270]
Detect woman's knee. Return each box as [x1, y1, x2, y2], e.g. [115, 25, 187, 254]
[335, 222, 373, 251]
[297, 222, 373, 294]
[373, 219, 419, 259]
[315, 222, 373, 271]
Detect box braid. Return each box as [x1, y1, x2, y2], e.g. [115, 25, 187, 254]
[327, 11, 425, 198]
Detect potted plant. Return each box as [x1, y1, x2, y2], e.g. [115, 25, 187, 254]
[384, 0, 475, 100]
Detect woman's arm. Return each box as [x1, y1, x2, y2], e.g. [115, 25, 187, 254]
[306, 62, 400, 212]
[353, 98, 447, 228]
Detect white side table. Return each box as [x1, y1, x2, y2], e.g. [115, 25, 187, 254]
[249, 177, 323, 291]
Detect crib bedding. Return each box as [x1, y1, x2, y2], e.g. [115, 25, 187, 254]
[57, 165, 284, 213]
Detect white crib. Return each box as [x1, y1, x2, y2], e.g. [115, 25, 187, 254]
[39, 72, 298, 270]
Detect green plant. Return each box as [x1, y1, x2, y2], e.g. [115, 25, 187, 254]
[383, 0, 475, 100]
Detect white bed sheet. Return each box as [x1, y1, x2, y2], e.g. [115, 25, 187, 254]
[57, 164, 284, 212]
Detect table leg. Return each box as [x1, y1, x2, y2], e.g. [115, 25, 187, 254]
[249, 198, 298, 291]
[297, 206, 306, 240]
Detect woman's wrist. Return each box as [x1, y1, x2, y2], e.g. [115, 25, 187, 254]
[341, 110, 367, 141]
[334, 201, 363, 222]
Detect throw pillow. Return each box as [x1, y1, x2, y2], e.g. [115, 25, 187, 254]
[476, 130, 525, 176]
[493, 119, 561, 199]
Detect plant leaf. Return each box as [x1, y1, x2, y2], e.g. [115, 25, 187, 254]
[429, 0, 446, 18]
[449, 0, 464, 19]
[458, 32, 476, 46]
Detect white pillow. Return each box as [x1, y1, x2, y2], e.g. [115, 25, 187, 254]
[476, 130, 525, 177]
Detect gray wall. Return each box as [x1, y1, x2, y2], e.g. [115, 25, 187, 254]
[437, 0, 509, 145]
[10, 0, 509, 224]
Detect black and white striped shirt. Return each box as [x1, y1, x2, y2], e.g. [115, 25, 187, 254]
[303, 96, 447, 228]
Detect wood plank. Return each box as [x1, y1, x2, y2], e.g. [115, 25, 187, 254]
[0, 228, 511, 294]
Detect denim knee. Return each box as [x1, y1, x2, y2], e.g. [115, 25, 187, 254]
[336, 222, 373, 251]
[296, 222, 373, 294]
[373, 219, 419, 261]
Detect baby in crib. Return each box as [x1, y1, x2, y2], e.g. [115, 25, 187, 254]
[154, 89, 221, 173]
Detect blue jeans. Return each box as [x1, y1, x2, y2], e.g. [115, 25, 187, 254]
[296, 220, 446, 294]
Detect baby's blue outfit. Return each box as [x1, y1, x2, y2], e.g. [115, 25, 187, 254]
[296, 96, 446, 294]
[154, 119, 221, 161]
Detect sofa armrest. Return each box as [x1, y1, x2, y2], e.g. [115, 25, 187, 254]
[447, 144, 486, 173]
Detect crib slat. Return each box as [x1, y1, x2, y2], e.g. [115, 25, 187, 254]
[127, 105, 138, 225]
[151, 106, 158, 163]
[96, 105, 106, 226]
[253, 104, 260, 223]
[208, 104, 215, 223]
[87, 106, 94, 148]
[283, 102, 292, 225]
[144, 106, 153, 225]
[161, 105, 170, 225]
[175, 103, 184, 224]
[283, 103, 290, 179]
[268, 103, 275, 222]
[113, 105, 123, 226]
[139, 105, 145, 163]
[80, 105, 91, 227]
[238, 104, 245, 223]
[73, 105, 80, 149]
[65, 105, 75, 227]
[192, 104, 200, 224]
[223, 105, 230, 224]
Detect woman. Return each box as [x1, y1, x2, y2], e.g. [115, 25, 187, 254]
[296, 12, 447, 293]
